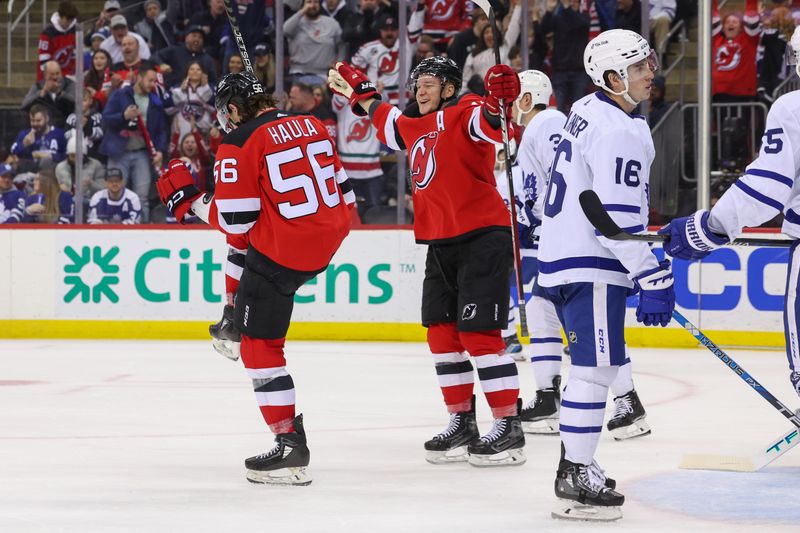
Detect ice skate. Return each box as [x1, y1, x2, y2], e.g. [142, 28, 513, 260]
[520, 376, 561, 434]
[607, 390, 651, 441]
[551, 458, 624, 522]
[424, 396, 479, 464]
[209, 304, 241, 361]
[503, 333, 526, 362]
[245, 414, 312, 486]
[467, 400, 526, 467]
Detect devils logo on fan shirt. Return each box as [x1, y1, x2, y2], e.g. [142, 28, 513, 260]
[410, 132, 439, 190]
[715, 42, 742, 72]
[430, 0, 457, 21]
[346, 119, 371, 143]
[378, 51, 399, 76]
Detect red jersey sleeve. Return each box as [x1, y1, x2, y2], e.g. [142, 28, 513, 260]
[371, 102, 406, 151]
[206, 142, 262, 235]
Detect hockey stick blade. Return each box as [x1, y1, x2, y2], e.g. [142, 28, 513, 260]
[579, 189, 792, 247]
[680, 425, 800, 472]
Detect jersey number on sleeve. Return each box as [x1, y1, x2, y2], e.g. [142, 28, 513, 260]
[265, 139, 341, 220]
[762, 128, 784, 154]
[544, 139, 572, 218]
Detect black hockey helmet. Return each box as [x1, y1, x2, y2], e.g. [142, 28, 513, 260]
[409, 56, 462, 101]
[215, 72, 266, 132]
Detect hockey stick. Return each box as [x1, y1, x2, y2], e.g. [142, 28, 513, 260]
[680, 425, 799, 472]
[579, 189, 793, 247]
[137, 115, 163, 176]
[472, 0, 528, 337]
[222, 0, 255, 74]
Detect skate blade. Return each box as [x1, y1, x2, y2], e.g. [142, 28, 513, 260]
[246, 466, 312, 486]
[522, 418, 559, 435]
[212, 339, 240, 361]
[610, 419, 651, 441]
[467, 447, 526, 467]
[551, 500, 622, 522]
[425, 446, 470, 465]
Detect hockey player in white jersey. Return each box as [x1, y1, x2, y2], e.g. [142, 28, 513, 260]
[659, 26, 800, 404]
[537, 30, 673, 521]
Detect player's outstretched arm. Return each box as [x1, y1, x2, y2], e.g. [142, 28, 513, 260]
[327, 62, 381, 117]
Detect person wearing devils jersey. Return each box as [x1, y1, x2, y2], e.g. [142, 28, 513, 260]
[712, 0, 760, 101]
[156, 72, 355, 486]
[328, 56, 526, 467]
[37, 2, 78, 81]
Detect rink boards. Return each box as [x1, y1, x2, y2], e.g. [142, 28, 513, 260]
[0, 227, 789, 348]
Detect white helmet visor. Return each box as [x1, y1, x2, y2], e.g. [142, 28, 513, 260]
[626, 50, 660, 84]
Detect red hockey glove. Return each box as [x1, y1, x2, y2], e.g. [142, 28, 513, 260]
[484, 64, 521, 116]
[328, 62, 381, 116]
[156, 159, 202, 223]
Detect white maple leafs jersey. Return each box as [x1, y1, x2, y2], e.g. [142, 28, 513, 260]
[709, 91, 800, 240]
[538, 92, 660, 289]
[494, 163, 534, 256]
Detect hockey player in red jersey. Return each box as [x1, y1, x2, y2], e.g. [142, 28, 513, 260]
[329, 56, 525, 467]
[156, 72, 355, 486]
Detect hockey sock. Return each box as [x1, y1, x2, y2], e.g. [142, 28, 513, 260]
[428, 323, 473, 413]
[241, 336, 296, 434]
[462, 330, 519, 418]
[609, 357, 634, 397]
[225, 245, 246, 305]
[501, 295, 517, 338]
[527, 294, 564, 388]
[560, 365, 618, 465]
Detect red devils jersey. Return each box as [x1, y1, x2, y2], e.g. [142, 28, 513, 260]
[208, 110, 355, 272]
[38, 25, 76, 80]
[424, 0, 471, 42]
[711, 0, 760, 97]
[371, 95, 511, 243]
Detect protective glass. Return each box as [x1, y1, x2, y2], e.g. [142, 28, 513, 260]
[626, 50, 660, 83]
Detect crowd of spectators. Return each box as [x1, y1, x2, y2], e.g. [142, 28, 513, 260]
[1, 0, 798, 227]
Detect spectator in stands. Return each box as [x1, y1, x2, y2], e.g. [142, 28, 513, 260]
[462, 0, 521, 92]
[218, 0, 266, 77]
[56, 137, 106, 198]
[412, 35, 437, 71]
[64, 88, 104, 158]
[0, 164, 25, 224]
[540, 0, 590, 114]
[284, 0, 345, 82]
[758, 5, 795, 103]
[423, 0, 472, 51]
[100, 65, 167, 223]
[101, 14, 151, 64]
[155, 25, 217, 90]
[85, 49, 112, 96]
[169, 61, 215, 141]
[648, 75, 670, 127]
[650, 1, 676, 56]
[170, 128, 212, 191]
[21, 61, 76, 129]
[166, 0, 207, 35]
[324, 0, 356, 31]
[134, 0, 175, 54]
[288, 81, 337, 139]
[712, 0, 760, 103]
[87, 168, 142, 224]
[340, 0, 389, 58]
[22, 168, 74, 224]
[252, 43, 276, 94]
[228, 53, 245, 75]
[11, 105, 67, 173]
[91, 1, 121, 39]
[37, 1, 78, 82]
[189, 0, 228, 67]
[447, 8, 490, 71]
[616, 0, 642, 33]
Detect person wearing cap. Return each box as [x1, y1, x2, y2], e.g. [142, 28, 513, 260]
[188, 0, 230, 67]
[0, 164, 25, 224]
[37, 1, 79, 82]
[55, 135, 105, 199]
[134, 0, 175, 54]
[100, 14, 151, 64]
[154, 25, 216, 89]
[252, 43, 276, 93]
[284, 0, 345, 80]
[87, 168, 142, 225]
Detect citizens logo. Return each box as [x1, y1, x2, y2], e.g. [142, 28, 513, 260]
[63, 245, 121, 303]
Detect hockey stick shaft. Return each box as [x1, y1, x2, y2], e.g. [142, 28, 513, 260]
[672, 309, 800, 428]
[474, 0, 528, 336]
[223, 0, 254, 74]
[579, 189, 792, 247]
[137, 115, 163, 176]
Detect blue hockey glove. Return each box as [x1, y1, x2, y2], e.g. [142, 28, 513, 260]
[517, 202, 539, 248]
[792, 371, 800, 400]
[634, 260, 675, 327]
[657, 210, 728, 261]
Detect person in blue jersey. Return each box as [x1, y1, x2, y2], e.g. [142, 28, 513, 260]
[660, 26, 800, 404]
[537, 29, 673, 521]
[22, 168, 74, 224]
[0, 164, 25, 224]
[10, 105, 67, 173]
[87, 168, 142, 224]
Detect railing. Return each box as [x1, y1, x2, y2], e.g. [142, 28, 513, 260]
[649, 101, 682, 216]
[772, 74, 800, 101]
[658, 20, 688, 105]
[6, 0, 47, 85]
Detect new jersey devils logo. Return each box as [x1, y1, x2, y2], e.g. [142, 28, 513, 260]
[715, 42, 741, 72]
[378, 50, 399, 76]
[430, 0, 456, 21]
[410, 132, 439, 190]
[346, 119, 371, 143]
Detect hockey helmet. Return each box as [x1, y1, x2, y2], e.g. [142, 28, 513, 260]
[514, 70, 552, 124]
[786, 26, 800, 78]
[409, 56, 462, 101]
[215, 72, 266, 133]
[584, 29, 659, 106]
[494, 138, 517, 169]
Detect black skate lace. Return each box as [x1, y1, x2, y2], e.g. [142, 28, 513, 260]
[479, 418, 507, 443]
[611, 395, 633, 420]
[435, 413, 462, 439]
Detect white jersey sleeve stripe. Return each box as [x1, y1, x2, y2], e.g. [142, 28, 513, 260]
[381, 107, 404, 151]
[467, 106, 495, 144]
[216, 197, 260, 233]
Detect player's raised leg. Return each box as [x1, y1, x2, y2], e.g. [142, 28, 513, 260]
[607, 360, 651, 440]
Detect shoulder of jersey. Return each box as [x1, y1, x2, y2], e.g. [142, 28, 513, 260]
[222, 110, 311, 148]
[772, 90, 800, 118]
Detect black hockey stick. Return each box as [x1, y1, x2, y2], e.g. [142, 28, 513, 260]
[223, 0, 255, 74]
[473, 0, 528, 337]
[579, 189, 793, 247]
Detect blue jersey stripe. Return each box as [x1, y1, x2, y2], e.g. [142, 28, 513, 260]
[561, 400, 606, 410]
[785, 209, 800, 225]
[734, 181, 784, 212]
[746, 168, 793, 188]
[531, 355, 562, 362]
[531, 337, 563, 344]
[539, 256, 628, 274]
[603, 203, 641, 214]
[559, 424, 603, 434]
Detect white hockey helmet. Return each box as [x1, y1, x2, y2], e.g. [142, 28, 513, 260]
[786, 26, 800, 78]
[495, 139, 517, 168]
[514, 70, 552, 125]
[584, 29, 659, 106]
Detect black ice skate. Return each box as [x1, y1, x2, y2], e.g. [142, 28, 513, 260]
[209, 304, 241, 361]
[245, 414, 312, 486]
[552, 458, 624, 522]
[503, 333, 525, 362]
[467, 399, 526, 467]
[424, 396, 479, 464]
[520, 375, 561, 434]
[607, 389, 651, 441]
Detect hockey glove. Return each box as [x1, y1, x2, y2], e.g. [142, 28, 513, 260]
[657, 209, 728, 261]
[791, 371, 800, 400]
[484, 64, 520, 116]
[327, 62, 381, 117]
[156, 159, 202, 224]
[517, 202, 540, 248]
[633, 260, 675, 327]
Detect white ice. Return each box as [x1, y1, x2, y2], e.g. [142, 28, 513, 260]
[1, 340, 799, 532]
